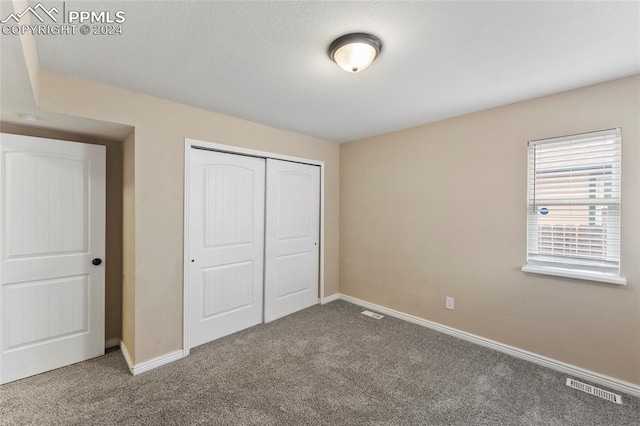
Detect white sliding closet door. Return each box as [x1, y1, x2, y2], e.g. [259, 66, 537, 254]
[265, 159, 320, 322]
[188, 149, 265, 348]
[0, 133, 106, 384]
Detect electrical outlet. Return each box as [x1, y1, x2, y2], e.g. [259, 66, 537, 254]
[446, 296, 454, 310]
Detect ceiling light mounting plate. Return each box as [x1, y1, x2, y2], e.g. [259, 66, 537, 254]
[18, 113, 39, 122]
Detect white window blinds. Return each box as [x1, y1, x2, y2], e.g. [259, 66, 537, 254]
[525, 128, 622, 280]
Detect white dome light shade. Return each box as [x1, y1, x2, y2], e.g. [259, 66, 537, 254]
[333, 43, 377, 73]
[329, 33, 382, 73]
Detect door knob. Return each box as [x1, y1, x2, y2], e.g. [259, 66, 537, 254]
[92, 258, 102, 266]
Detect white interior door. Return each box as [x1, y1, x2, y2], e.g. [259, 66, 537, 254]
[265, 159, 320, 322]
[0, 133, 106, 384]
[189, 149, 265, 348]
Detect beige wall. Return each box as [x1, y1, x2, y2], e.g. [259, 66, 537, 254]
[37, 70, 340, 363]
[340, 75, 640, 385]
[121, 129, 135, 359]
[0, 123, 124, 343]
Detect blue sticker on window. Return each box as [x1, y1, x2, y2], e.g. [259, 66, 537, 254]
[539, 207, 549, 215]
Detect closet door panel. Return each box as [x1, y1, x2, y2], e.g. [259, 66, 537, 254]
[189, 150, 264, 347]
[265, 159, 320, 322]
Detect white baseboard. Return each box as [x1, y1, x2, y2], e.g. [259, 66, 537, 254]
[105, 338, 120, 349]
[338, 293, 640, 398]
[120, 340, 135, 373]
[321, 293, 340, 304]
[130, 350, 184, 376]
[119, 341, 184, 376]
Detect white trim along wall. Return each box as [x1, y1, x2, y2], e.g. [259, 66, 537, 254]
[182, 138, 326, 356]
[335, 293, 640, 399]
[121, 283, 640, 399]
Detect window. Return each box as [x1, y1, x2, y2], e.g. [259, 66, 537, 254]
[522, 128, 625, 285]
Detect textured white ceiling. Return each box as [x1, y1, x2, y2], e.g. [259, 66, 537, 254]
[31, 1, 640, 143]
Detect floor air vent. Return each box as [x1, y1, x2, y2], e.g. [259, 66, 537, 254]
[361, 310, 384, 320]
[566, 378, 622, 404]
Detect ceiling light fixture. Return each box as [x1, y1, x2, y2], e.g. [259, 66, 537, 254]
[328, 33, 382, 73]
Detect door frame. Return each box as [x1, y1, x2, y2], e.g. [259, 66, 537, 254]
[183, 138, 326, 355]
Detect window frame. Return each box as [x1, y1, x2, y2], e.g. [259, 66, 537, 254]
[522, 128, 626, 286]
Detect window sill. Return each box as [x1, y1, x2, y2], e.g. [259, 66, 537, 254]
[521, 265, 627, 286]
